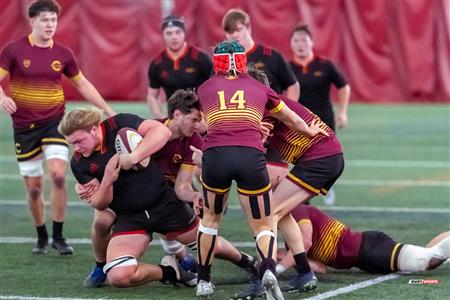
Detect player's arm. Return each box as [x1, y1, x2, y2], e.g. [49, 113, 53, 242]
[0, 68, 16, 114]
[146, 87, 164, 119]
[69, 74, 115, 117]
[285, 81, 300, 101]
[120, 119, 171, 170]
[174, 164, 202, 203]
[271, 103, 329, 138]
[335, 84, 350, 129]
[87, 154, 121, 210]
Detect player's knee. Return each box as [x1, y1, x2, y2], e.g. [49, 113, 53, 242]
[28, 187, 42, 202]
[93, 215, 114, 235]
[50, 173, 66, 189]
[104, 255, 137, 287]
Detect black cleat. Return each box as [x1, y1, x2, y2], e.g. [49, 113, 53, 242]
[244, 256, 260, 281]
[232, 279, 263, 300]
[32, 238, 48, 255]
[51, 238, 74, 255]
[281, 271, 317, 293]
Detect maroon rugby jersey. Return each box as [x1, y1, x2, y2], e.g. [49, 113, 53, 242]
[291, 205, 362, 269]
[198, 73, 284, 152]
[0, 35, 81, 128]
[266, 96, 342, 162]
[153, 119, 203, 186]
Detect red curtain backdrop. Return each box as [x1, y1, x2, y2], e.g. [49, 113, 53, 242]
[1, 0, 449, 103]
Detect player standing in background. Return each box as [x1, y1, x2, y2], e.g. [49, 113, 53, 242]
[222, 8, 300, 101]
[147, 15, 213, 118]
[195, 40, 327, 300]
[0, 0, 115, 255]
[289, 24, 350, 205]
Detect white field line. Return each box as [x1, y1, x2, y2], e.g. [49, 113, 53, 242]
[0, 200, 448, 214]
[304, 274, 400, 300]
[1, 155, 449, 168]
[1, 173, 449, 187]
[1, 236, 257, 247]
[0, 297, 119, 300]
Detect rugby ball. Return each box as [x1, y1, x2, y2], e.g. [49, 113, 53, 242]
[115, 127, 150, 170]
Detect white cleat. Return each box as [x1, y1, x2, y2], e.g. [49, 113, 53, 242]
[196, 279, 214, 299]
[262, 269, 284, 300]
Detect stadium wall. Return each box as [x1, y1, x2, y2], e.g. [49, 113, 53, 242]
[1, 0, 449, 103]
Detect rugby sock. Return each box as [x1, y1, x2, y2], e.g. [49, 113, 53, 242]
[197, 231, 216, 282]
[260, 257, 277, 277]
[96, 261, 106, 269]
[293, 252, 311, 274]
[159, 265, 178, 283]
[52, 221, 64, 240]
[36, 224, 48, 241]
[234, 252, 253, 268]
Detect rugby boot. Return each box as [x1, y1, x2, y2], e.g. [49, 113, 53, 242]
[232, 279, 263, 300]
[83, 266, 107, 288]
[281, 270, 317, 293]
[196, 280, 215, 299]
[161, 255, 197, 287]
[51, 238, 74, 255]
[262, 269, 284, 300]
[32, 237, 48, 255]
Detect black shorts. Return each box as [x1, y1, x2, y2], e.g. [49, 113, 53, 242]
[202, 146, 271, 195]
[287, 153, 344, 195]
[112, 199, 199, 240]
[13, 118, 68, 162]
[265, 144, 288, 167]
[356, 231, 404, 274]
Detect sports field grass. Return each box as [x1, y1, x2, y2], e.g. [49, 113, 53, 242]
[0, 102, 449, 300]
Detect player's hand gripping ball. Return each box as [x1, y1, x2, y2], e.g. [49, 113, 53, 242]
[115, 127, 150, 170]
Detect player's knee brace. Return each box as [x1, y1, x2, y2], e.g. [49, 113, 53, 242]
[160, 239, 185, 255]
[255, 230, 276, 259]
[44, 145, 69, 161]
[18, 159, 44, 177]
[103, 255, 137, 274]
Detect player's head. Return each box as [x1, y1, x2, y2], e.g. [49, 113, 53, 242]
[222, 8, 253, 49]
[290, 24, 314, 58]
[167, 90, 202, 137]
[247, 64, 270, 86]
[59, 107, 103, 157]
[161, 15, 186, 52]
[28, 0, 61, 41]
[213, 40, 247, 76]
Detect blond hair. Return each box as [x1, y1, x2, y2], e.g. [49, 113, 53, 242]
[58, 107, 102, 136]
[222, 8, 250, 33]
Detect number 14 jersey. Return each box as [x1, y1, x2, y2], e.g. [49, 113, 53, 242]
[197, 73, 284, 153]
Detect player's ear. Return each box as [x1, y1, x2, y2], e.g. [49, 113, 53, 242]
[173, 109, 182, 120]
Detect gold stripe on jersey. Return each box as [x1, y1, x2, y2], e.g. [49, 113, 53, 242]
[269, 101, 285, 113]
[390, 243, 402, 271]
[180, 163, 195, 171]
[70, 71, 82, 81]
[298, 219, 312, 225]
[309, 218, 346, 264]
[42, 138, 68, 144]
[237, 183, 271, 195]
[287, 173, 320, 193]
[200, 177, 231, 194]
[16, 146, 42, 159]
[0, 67, 9, 77]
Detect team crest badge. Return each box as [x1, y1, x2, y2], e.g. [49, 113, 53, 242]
[172, 153, 182, 163]
[313, 71, 323, 77]
[89, 162, 99, 174]
[15, 143, 22, 154]
[161, 70, 169, 79]
[51, 60, 62, 72]
[185, 67, 195, 73]
[23, 59, 31, 68]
